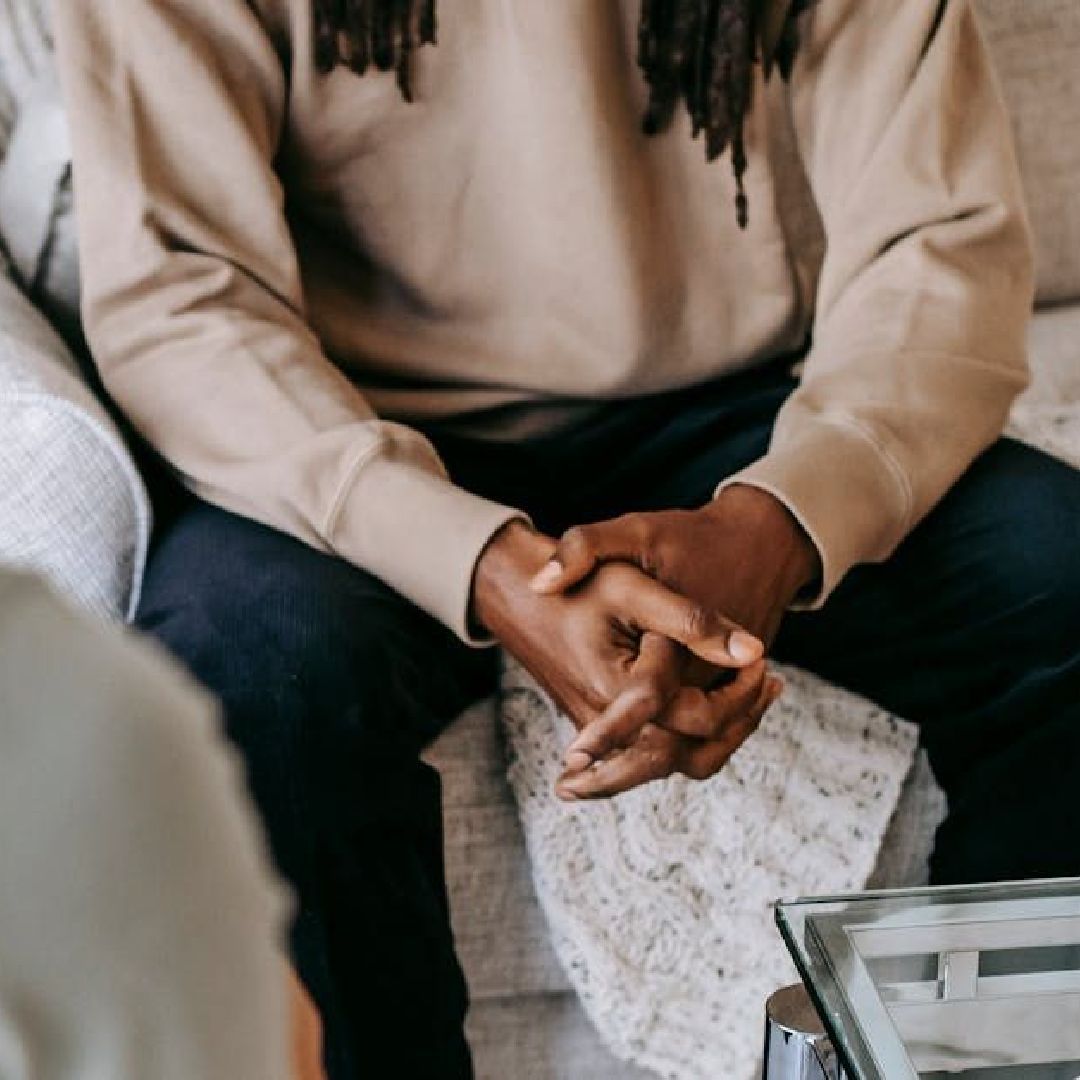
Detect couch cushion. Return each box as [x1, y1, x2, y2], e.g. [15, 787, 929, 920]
[977, 0, 1080, 305]
[1023, 301, 1080, 405]
[467, 995, 656, 1080]
[429, 699, 573, 1001]
[0, 77, 79, 328]
[0, 0, 81, 337]
[0, 272, 150, 620]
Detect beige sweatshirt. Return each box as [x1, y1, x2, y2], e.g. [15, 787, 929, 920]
[53, 0, 1033, 643]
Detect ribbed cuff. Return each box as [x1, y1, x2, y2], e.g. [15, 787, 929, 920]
[715, 416, 912, 610]
[327, 447, 527, 646]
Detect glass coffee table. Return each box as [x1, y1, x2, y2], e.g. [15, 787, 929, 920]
[772, 878, 1080, 1079]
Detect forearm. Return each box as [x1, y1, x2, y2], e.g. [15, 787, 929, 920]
[750, 0, 1034, 605]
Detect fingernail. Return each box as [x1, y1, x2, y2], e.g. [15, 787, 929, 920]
[529, 560, 563, 592]
[729, 631, 763, 663]
[564, 750, 594, 774]
[768, 678, 784, 701]
[556, 784, 581, 802]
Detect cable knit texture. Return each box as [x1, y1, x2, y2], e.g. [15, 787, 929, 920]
[500, 661, 920, 1079]
[498, 381, 1080, 1080]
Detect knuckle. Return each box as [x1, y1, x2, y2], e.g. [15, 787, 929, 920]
[706, 758, 727, 780]
[677, 748, 708, 780]
[747, 668, 770, 700]
[596, 566, 629, 601]
[699, 699, 728, 738]
[560, 525, 592, 560]
[634, 681, 666, 718]
[638, 728, 674, 772]
[731, 689, 760, 724]
[676, 691, 714, 736]
[657, 737, 679, 770]
[628, 513, 656, 547]
[653, 751, 676, 777]
[703, 717, 726, 740]
[681, 604, 714, 642]
[692, 748, 729, 781]
[590, 670, 620, 705]
[681, 759, 707, 781]
[652, 537, 680, 576]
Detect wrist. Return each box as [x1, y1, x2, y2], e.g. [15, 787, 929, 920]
[704, 484, 821, 601]
[471, 519, 556, 637]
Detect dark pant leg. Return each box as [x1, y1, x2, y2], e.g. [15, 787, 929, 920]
[136, 498, 494, 1080]
[772, 438, 1080, 884]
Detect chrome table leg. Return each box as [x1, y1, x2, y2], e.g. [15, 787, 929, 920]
[763, 984, 849, 1080]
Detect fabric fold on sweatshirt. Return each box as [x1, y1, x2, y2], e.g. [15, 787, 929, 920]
[53, 0, 1033, 640]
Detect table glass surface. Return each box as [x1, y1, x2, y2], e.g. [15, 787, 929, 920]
[775, 878, 1080, 1080]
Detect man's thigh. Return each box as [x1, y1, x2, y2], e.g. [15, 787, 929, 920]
[135, 494, 496, 874]
[137, 496, 493, 759]
[773, 438, 1080, 882]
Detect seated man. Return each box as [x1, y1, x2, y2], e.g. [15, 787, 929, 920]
[54, 1, 1080, 1077]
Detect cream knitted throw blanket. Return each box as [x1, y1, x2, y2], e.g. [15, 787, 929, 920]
[499, 390, 1080, 1080]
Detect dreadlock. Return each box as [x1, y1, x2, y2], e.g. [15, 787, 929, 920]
[311, 0, 813, 227]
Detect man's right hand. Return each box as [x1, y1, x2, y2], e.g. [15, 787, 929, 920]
[471, 521, 770, 795]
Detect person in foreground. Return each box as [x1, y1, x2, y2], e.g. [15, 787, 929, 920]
[0, 570, 325, 1080]
[54, 0, 1080, 1076]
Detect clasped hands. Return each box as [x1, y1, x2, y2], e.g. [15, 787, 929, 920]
[472, 484, 821, 801]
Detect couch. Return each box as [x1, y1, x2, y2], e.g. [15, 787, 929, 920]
[1, 2, 1077, 1078]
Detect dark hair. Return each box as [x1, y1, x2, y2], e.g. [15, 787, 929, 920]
[311, 1, 812, 227]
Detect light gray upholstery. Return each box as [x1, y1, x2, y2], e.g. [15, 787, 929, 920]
[0, 271, 149, 620]
[0, 0, 147, 620]
[976, 0, 1080, 305]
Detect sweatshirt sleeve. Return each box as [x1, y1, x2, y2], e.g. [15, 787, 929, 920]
[718, 0, 1035, 606]
[51, 0, 523, 644]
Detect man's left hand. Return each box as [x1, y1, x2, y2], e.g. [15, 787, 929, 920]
[534, 484, 821, 797]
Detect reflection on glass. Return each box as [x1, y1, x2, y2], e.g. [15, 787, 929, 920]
[776, 879, 1080, 1080]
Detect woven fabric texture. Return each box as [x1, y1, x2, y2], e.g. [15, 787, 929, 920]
[977, 0, 1080, 304]
[0, 272, 149, 620]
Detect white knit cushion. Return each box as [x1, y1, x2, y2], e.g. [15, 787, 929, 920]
[0, 272, 150, 620]
[500, 660, 920, 1080]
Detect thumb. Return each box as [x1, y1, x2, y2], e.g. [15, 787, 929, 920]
[530, 519, 645, 594]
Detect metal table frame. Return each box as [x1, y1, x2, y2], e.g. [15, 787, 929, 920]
[769, 878, 1080, 1079]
